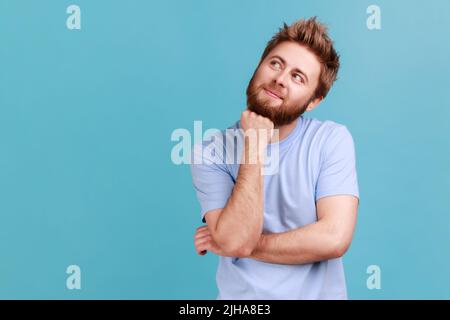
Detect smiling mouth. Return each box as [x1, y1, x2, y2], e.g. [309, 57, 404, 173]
[264, 88, 283, 100]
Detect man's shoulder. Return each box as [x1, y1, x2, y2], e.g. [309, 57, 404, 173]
[301, 117, 354, 155]
[302, 120, 357, 170]
[303, 117, 348, 133]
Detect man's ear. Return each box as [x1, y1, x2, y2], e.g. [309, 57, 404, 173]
[305, 96, 323, 112]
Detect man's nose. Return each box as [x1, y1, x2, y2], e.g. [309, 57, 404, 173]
[273, 70, 289, 88]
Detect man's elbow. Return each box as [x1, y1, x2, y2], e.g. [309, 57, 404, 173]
[225, 243, 254, 258]
[329, 235, 352, 259]
[214, 233, 256, 258]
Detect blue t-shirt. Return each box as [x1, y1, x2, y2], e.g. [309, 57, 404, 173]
[190, 116, 359, 299]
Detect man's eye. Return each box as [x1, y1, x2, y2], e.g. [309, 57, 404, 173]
[293, 74, 304, 83]
[270, 61, 281, 69]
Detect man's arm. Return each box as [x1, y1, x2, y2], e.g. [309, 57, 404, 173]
[248, 195, 358, 264]
[198, 111, 274, 258]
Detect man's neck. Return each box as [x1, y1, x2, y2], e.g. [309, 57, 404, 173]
[270, 117, 299, 144]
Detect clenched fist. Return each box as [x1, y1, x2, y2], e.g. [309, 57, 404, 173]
[240, 110, 275, 163]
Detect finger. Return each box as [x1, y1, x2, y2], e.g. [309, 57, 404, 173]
[194, 227, 210, 237]
[195, 227, 208, 236]
[196, 240, 212, 255]
[194, 235, 212, 248]
[196, 225, 208, 230]
[195, 241, 211, 254]
[194, 229, 211, 239]
[194, 232, 211, 242]
[195, 226, 209, 234]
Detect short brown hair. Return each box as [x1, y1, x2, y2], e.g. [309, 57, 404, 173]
[259, 17, 340, 100]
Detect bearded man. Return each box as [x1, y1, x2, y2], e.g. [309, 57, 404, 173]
[191, 17, 359, 300]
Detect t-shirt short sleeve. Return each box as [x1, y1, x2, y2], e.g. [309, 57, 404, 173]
[190, 141, 235, 223]
[315, 125, 359, 201]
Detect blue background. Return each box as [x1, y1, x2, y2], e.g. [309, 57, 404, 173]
[1, 0, 449, 299]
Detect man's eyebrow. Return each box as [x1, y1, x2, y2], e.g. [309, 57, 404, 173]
[269, 55, 309, 83]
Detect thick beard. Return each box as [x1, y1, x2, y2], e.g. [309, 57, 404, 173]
[246, 75, 311, 127]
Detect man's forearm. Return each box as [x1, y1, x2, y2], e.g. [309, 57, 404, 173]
[249, 221, 344, 265]
[214, 142, 265, 256]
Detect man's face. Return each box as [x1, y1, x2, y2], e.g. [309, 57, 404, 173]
[246, 41, 322, 126]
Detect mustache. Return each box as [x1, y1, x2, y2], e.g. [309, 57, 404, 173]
[263, 86, 285, 100]
[248, 81, 286, 100]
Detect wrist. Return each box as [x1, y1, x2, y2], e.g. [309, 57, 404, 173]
[243, 143, 267, 165]
[249, 234, 266, 258]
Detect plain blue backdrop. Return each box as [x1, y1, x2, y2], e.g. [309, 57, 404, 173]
[1, 0, 449, 299]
